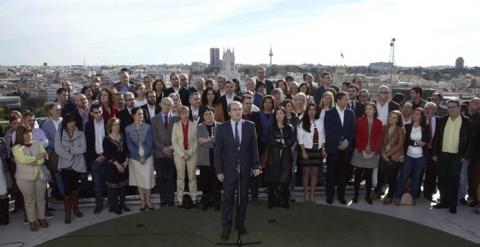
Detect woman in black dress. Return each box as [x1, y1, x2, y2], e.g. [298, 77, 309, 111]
[103, 117, 130, 214]
[265, 107, 295, 209]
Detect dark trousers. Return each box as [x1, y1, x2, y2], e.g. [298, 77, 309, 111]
[326, 150, 349, 201]
[90, 160, 106, 207]
[267, 182, 289, 208]
[423, 149, 438, 198]
[222, 173, 249, 231]
[107, 187, 126, 209]
[154, 157, 176, 204]
[374, 159, 387, 194]
[60, 169, 81, 196]
[384, 160, 402, 198]
[198, 166, 221, 207]
[438, 152, 462, 208]
[354, 167, 373, 197]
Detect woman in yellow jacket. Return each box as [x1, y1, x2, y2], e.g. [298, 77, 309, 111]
[12, 124, 49, 231]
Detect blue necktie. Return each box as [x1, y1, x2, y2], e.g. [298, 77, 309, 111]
[234, 122, 240, 147]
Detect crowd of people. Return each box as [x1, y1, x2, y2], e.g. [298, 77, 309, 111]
[0, 66, 479, 234]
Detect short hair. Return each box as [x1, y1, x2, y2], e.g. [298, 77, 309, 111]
[294, 92, 307, 101]
[285, 75, 294, 81]
[14, 124, 32, 146]
[120, 68, 130, 74]
[321, 72, 331, 79]
[106, 117, 120, 134]
[178, 105, 189, 114]
[432, 92, 443, 99]
[56, 88, 67, 95]
[23, 111, 35, 119]
[348, 84, 359, 92]
[43, 102, 59, 114]
[378, 85, 390, 93]
[255, 81, 265, 91]
[271, 88, 283, 95]
[203, 106, 214, 114]
[241, 93, 253, 103]
[161, 97, 174, 105]
[425, 101, 438, 110]
[90, 102, 102, 112]
[189, 91, 201, 99]
[335, 91, 348, 102]
[392, 93, 405, 105]
[227, 101, 242, 112]
[169, 72, 178, 80]
[342, 81, 351, 88]
[410, 86, 423, 96]
[303, 73, 313, 80]
[134, 83, 145, 91]
[124, 91, 134, 98]
[145, 90, 156, 98]
[447, 99, 460, 107]
[260, 95, 275, 111]
[282, 99, 294, 108]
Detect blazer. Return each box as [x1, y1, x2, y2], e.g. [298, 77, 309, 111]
[125, 122, 153, 161]
[172, 121, 198, 158]
[72, 108, 88, 131]
[348, 100, 364, 119]
[256, 79, 274, 95]
[117, 107, 134, 134]
[196, 122, 220, 167]
[189, 105, 207, 123]
[381, 125, 406, 162]
[436, 105, 448, 118]
[12, 142, 47, 181]
[151, 113, 179, 158]
[253, 92, 264, 108]
[404, 123, 431, 155]
[84, 119, 106, 163]
[324, 107, 356, 153]
[41, 118, 60, 154]
[433, 115, 470, 158]
[179, 87, 196, 106]
[214, 120, 260, 177]
[297, 118, 325, 149]
[354, 117, 384, 154]
[141, 104, 160, 124]
[218, 94, 241, 121]
[54, 129, 87, 173]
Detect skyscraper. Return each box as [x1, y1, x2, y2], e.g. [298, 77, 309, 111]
[269, 46, 273, 65]
[210, 48, 220, 69]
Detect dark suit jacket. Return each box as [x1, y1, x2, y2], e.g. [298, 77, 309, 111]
[324, 107, 356, 153]
[433, 115, 470, 158]
[348, 100, 364, 119]
[180, 87, 197, 106]
[218, 94, 241, 121]
[164, 87, 176, 98]
[117, 108, 134, 134]
[214, 120, 260, 177]
[72, 109, 87, 131]
[84, 119, 107, 163]
[141, 104, 160, 124]
[189, 105, 207, 123]
[257, 79, 274, 95]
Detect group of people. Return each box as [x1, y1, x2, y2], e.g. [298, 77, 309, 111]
[0, 67, 479, 242]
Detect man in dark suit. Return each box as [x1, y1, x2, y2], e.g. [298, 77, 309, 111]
[164, 72, 181, 97]
[324, 91, 356, 205]
[215, 101, 261, 241]
[72, 93, 89, 131]
[422, 102, 441, 201]
[84, 103, 107, 213]
[151, 97, 179, 207]
[117, 92, 136, 133]
[433, 99, 470, 214]
[218, 80, 241, 121]
[256, 66, 274, 95]
[141, 90, 160, 124]
[313, 72, 340, 105]
[431, 92, 448, 117]
[178, 73, 196, 106]
[188, 92, 206, 124]
[347, 84, 364, 118]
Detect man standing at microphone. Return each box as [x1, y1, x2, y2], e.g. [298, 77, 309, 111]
[215, 101, 261, 241]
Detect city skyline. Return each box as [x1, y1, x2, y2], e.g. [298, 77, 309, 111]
[1, 0, 479, 67]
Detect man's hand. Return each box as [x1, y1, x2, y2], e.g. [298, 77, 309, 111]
[432, 156, 438, 162]
[183, 154, 190, 161]
[217, 174, 224, 182]
[252, 169, 261, 177]
[338, 140, 349, 150]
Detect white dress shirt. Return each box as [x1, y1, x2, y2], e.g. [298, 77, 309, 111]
[230, 119, 243, 144]
[147, 105, 157, 119]
[377, 101, 389, 125]
[336, 105, 345, 126]
[94, 120, 105, 155]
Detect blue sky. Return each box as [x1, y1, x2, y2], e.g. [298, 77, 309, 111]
[1, 0, 479, 66]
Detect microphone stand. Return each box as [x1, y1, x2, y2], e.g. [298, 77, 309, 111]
[216, 159, 262, 246]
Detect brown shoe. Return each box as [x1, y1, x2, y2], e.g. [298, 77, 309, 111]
[38, 219, 49, 228]
[383, 197, 393, 205]
[29, 222, 39, 231]
[371, 192, 380, 201]
[72, 192, 83, 217]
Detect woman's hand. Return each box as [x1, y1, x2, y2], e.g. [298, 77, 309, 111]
[302, 151, 309, 160]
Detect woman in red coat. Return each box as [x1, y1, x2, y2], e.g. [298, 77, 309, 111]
[351, 102, 384, 204]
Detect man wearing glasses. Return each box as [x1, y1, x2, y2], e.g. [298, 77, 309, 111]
[117, 92, 137, 133]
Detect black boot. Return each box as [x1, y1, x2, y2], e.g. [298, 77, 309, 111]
[267, 184, 274, 209]
[352, 193, 359, 204]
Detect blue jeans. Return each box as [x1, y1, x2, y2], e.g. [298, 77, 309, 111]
[395, 155, 426, 199]
[458, 159, 469, 200]
[90, 160, 106, 207]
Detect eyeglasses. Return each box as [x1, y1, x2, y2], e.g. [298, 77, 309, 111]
[92, 111, 102, 114]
